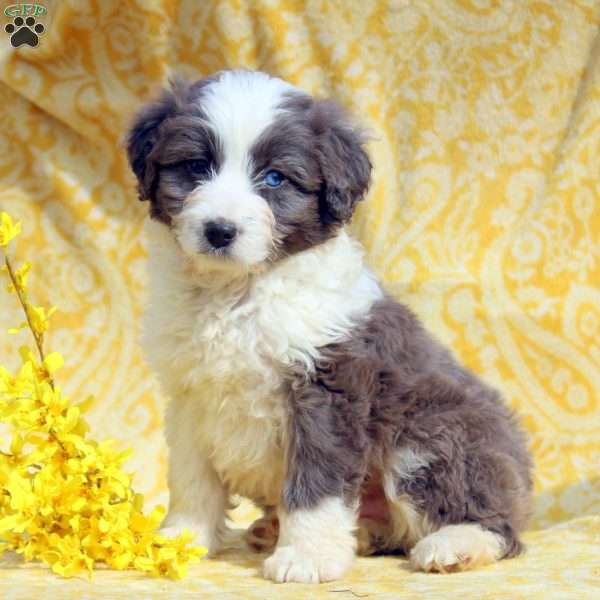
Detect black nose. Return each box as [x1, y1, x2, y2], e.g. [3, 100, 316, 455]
[204, 221, 237, 249]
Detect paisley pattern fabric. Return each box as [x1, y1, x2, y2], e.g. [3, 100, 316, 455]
[1, 0, 599, 596]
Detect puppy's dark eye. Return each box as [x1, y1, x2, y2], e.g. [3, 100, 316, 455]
[185, 159, 211, 178]
[264, 170, 285, 188]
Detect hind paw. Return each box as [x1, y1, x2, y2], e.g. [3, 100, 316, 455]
[245, 513, 279, 553]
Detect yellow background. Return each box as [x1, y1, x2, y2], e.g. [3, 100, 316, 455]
[0, 1, 599, 597]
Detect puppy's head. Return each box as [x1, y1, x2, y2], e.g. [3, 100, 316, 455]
[126, 70, 371, 271]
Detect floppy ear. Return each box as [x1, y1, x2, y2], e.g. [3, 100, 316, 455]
[311, 100, 372, 224]
[125, 85, 182, 203]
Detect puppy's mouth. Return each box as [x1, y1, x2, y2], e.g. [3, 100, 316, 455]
[191, 237, 240, 265]
[203, 245, 234, 260]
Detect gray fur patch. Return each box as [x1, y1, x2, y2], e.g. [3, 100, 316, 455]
[283, 296, 532, 558]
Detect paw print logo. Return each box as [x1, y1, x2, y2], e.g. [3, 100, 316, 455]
[5, 16, 45, 48]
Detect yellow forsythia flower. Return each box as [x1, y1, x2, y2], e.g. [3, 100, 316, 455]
[0, 213, 207, 578]
[0, 212, 21, 247]
[27, 305, 56, 336]
[2, 261, 30, 294]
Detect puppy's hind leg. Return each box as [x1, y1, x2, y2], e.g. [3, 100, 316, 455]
[381, 469, 506, 573]
[409, 524, 504, 573]
[245, 506, 279, 553]
[383, 368, 531, 573]
[412, 445, 530, 574]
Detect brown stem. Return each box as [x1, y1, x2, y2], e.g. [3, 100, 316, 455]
[3, 255, 54, 389]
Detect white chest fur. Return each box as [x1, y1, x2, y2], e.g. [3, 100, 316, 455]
[143, 220, 382, 504]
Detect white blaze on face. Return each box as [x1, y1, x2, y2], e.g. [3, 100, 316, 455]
[173, 71, 296, 268]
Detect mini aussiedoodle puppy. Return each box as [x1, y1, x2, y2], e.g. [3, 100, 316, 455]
[126, 69, 532, 584]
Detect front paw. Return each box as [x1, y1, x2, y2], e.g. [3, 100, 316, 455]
[263, 544, 353, 583]
[159, 515, 222, 556]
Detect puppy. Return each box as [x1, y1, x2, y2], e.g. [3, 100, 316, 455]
[126, 70, 532, 584]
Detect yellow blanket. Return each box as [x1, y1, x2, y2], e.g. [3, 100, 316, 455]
[1, 1, 599, 597]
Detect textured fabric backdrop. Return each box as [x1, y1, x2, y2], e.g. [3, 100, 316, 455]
[1, 1, 599, 598]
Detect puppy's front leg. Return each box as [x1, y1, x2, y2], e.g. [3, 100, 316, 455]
[264, 383, 365, 583]
[160, 399, 228, 556]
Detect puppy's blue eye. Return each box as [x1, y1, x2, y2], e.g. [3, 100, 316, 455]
[264, 170, 285, 188]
